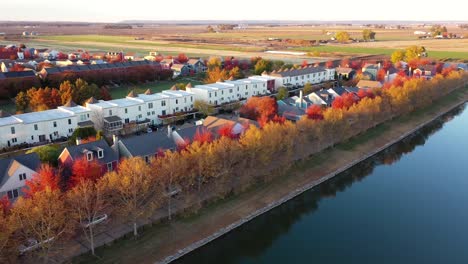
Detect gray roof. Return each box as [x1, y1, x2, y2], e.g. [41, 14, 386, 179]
[268, 66, 327, 78]
[64, 139, 118, 164]
[77, 120, 94, 127]
[278, 102, 306, 121]
[176, 126, 200, 142]
[3, 71, 36, 78]
[0, 153, 41, 187]
[104, 116, 122, 123]
[330, 86, 346, 96]
[120, 131, 177, 157]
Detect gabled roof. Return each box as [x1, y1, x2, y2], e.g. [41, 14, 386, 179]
[127, 90, 137, 98]
[119, 131, 177, 157]
[144, 88, 152, 95]
[187, 58, 204, 65]
[63, 99, 77, 107]
[335, 67, 355, 75]
[86, 97, 99, 104]
[61, 139, 118, 164]
[356, 80, 383, 89]
[0, 153, 40, 187]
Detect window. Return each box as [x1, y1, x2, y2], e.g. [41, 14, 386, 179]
[138, 106, 141, 111]
[11, 127, 15, 134]
[109, 110, 112, 116]
[53, 121, 57, 127]
[68, 119, 71, 125]
[34, 124, 38, 130]
[161, 101, 166, 106]
[87, 113, 90, 118]
[176, 107, 179, 111]
[162, 110, 166, 115]
[124, 118, 129, 123]
[68, 128, 73, 133]
[145, 156, 150, 163]
[184, 98, 187, 103]
[152, 111, 155, 115]
[237, 87, 239, 91]
[12, 138, 17, 143]
[125, 108, 128, 114]
[147, 112, 151, 116]
[87, 152, 93, 161]
[175, 99, 178, 104]
[19, 173, 26, 181]
[138, 114, 142, 119]
[107, 162, 113, 172]
[53, 131, 58, 136]
[209, 93, 212, 98]
[98, 150, 104, 159]
[215, 92, 217, 97]
[148, 103, 153, 109]
[191, 97, 193, 102]
[31, 135, 34, 140]
[7, 189, 19, 199]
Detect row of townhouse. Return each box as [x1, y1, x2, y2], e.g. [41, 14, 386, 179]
[186, 77, 270, 106]
[0, 101, 93, 148]
[85, 89, 195, 133]
[0, 78, 264, 148]
[261, 65, 336, 90]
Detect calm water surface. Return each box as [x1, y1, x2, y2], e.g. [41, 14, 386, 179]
[175, 104, 468, 264]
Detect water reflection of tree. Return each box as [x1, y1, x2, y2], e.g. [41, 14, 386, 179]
[175, 104, 466, 264]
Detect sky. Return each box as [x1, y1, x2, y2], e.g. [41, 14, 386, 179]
[2, 0, 467, 22]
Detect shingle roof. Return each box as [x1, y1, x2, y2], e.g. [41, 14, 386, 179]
[0, 153, 40, 187]
[63, 139, 118, 164]
[3, 71, 36, 78]
[267, 66, 328, 77]
[120, 131, 177, 157]
[356, 80, 383, 89]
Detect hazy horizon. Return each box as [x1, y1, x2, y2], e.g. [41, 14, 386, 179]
[2, 0, 467, 22]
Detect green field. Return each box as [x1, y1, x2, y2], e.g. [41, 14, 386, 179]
[296, 45, 468, 60]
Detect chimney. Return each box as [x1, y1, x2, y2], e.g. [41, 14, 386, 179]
[76, 137, 82, 145]
[167, 125, 173, 138]
[113, 134, 119, 145]
[299, 90, 303, 108]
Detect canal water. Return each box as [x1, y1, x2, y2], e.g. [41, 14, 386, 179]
[175, 103, 468, 264]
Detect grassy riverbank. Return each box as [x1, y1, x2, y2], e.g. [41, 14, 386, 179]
[74, 85, 468, 264]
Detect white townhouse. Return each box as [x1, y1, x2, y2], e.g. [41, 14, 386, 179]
[186, 77, 269, 106]
[0, 152, 41, 200]
[0, 101, 93, 148]
[262, 66, 336, 89]
[85, 89, 194, 133]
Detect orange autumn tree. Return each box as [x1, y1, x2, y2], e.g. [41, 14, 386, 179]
[240, 96, 278, 123]
[23, 164, 60, 197]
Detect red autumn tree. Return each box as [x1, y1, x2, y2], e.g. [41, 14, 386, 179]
[70, 157, 103, 188]
[218, 123, 236, 139]
[357, 89, 375, 99]
[306, 105, 324, 120]
[272, 115, 286, 124]
[302, 60, 308, 67]
[325, 60, 334, 68]
[340, 58, 350, 67]
[177, 53, 189, 64]
[9, 64, 26, 72]
[23, 164, 60, 197]
[376, 69, 387, 82]
[193, 127, 213, 144]
[332, 93, 356, 110]
[240, 96, 278, 122]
